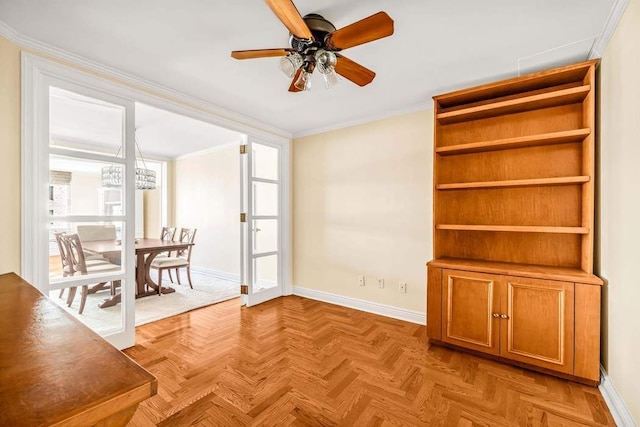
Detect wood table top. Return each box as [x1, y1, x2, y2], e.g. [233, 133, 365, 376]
[82, 238, 191, 254]
[0, 273, 157, 426]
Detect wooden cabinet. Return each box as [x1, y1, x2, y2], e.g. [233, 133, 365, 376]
[442, 270, 500, 356]
[427, 60, 602, 384]
[438, 270, 576, 374]
[500, 276, 574, 374]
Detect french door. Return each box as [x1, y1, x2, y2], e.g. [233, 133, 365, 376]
[240, 138, 284, 306]
[23, 70, 137, 349]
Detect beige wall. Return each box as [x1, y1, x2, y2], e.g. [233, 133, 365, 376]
[0, 36, 21, 275]
[293, 110, 433, 313]
[174, 146, 240, 275]
[143, 189, 161, 238]
[69, 172, 102, 215]
[599, 0, 640, 421]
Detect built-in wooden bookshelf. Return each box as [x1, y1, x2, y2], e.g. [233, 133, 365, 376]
[426, 60, 602, 384]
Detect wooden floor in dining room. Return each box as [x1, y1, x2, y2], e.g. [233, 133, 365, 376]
[124, 296, 615, 426]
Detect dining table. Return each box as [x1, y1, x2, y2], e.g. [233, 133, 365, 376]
[81, 238, 193, 308]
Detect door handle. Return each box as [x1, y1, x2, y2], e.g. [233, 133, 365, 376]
[492, 313, 500, 318]
[500, 314, 509, 319]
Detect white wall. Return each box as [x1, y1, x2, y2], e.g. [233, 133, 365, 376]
[174, 146, 240, 275]
[293, 110, 433, 314]
[598, 0, 640, 421]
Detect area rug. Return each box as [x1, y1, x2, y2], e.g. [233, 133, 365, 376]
[49, 270, 240, 335]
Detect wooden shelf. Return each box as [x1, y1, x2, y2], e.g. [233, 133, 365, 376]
[435, 129, 591, 155]
[427, 258, 603, 285]
[436, 176, 590, 190]
[436, 224, 589, 234]
[436, 85, 591, 124]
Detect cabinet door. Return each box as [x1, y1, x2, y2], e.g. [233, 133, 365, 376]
[499, 276, 574, 374]
[442, 270, 500, 355]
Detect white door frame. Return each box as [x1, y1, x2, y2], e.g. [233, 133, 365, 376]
[22, 53, 292, 345]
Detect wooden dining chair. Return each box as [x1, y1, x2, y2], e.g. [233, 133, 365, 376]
[150, 228, 197, 293]
[159, 226, 177, 282]
[59, 233, 121, 314]
[160, 227, 177, 242]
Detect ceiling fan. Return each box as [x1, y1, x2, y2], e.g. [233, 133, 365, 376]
[231, 0, 394, 92]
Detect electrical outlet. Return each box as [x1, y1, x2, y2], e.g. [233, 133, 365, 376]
[358, 275, 365, 286]
[398, 282, 407, 293]
[378, 278, 384, 289]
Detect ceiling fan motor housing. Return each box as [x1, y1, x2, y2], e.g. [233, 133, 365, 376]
[289, 14, 337, 53]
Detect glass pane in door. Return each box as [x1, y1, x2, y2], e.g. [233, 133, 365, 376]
[252, 181, 278, 216]
[252, 219, 277, 254]
[253, 254, 278, 291]
[252, 143, 279, 180]
[49, 87, 123, 155]
[49, 154, 124, 216]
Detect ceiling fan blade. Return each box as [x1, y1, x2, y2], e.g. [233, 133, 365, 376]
[288, 68, 302, 92]
[325, 11, 394, 50]
[231, 48, 292, 60]
[264, 0, 314, 40]
[335, 55, 376, 87]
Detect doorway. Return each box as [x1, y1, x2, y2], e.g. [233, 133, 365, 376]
[22, 53, 291, 349]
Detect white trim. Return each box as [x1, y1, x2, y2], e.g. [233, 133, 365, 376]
[49, 146, 127, 164]
[293, 102, 430, 138]
[190, 266, 241, 283]
[0, 19, 19, 42]
[516, 36, 597, 76]
[589, 0, 630, 59]
[599, 366, 638, 427]
[174, 140, 240, 160]
[0, 18, 291, 140]
[292, 286, 426, 325]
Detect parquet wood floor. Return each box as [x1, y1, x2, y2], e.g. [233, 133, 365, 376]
[124, 296, 615, 426]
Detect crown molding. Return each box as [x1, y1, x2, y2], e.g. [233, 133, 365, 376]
[293, 102, 431, 139]
[0, 18, 19, 42]
[0, 19, 292, 140]
[589, 0, 629, 59]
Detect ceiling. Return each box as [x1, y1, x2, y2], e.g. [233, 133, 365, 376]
[1, 0, 616, 136]
[50, 87, 244, 159]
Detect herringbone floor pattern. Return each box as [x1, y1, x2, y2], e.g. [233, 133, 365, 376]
[124, 296, 615, 426]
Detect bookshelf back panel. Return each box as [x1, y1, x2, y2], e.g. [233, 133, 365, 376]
[435, 230, 582, 267]
[437, 104, 583, 147]
[437, 143, 582, 183]
[436, 186, 583, 226]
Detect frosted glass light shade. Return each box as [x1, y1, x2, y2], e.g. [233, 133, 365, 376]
[279, 53, 303, 78]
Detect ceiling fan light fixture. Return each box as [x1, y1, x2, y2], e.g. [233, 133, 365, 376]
[322, 68, 340, 89]
[294, 69, 312, 91]
[279, 52, 303, 78]
[315, 49, 337, 72]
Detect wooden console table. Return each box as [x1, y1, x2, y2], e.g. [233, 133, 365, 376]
[0, 273, 157, 426]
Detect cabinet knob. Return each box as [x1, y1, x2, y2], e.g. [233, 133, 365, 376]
[500, 314, 509, 319]
[492, 313, 499, 318]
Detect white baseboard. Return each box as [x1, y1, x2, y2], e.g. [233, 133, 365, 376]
[190, 266, 240, 283]
[292, 286, 426, 325]
[599, 366, 637, 426]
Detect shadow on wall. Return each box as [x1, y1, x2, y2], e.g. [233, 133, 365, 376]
[594, 65, 607, 370]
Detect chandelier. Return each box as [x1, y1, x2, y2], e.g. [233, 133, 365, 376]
[101, 136, 156, 190]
